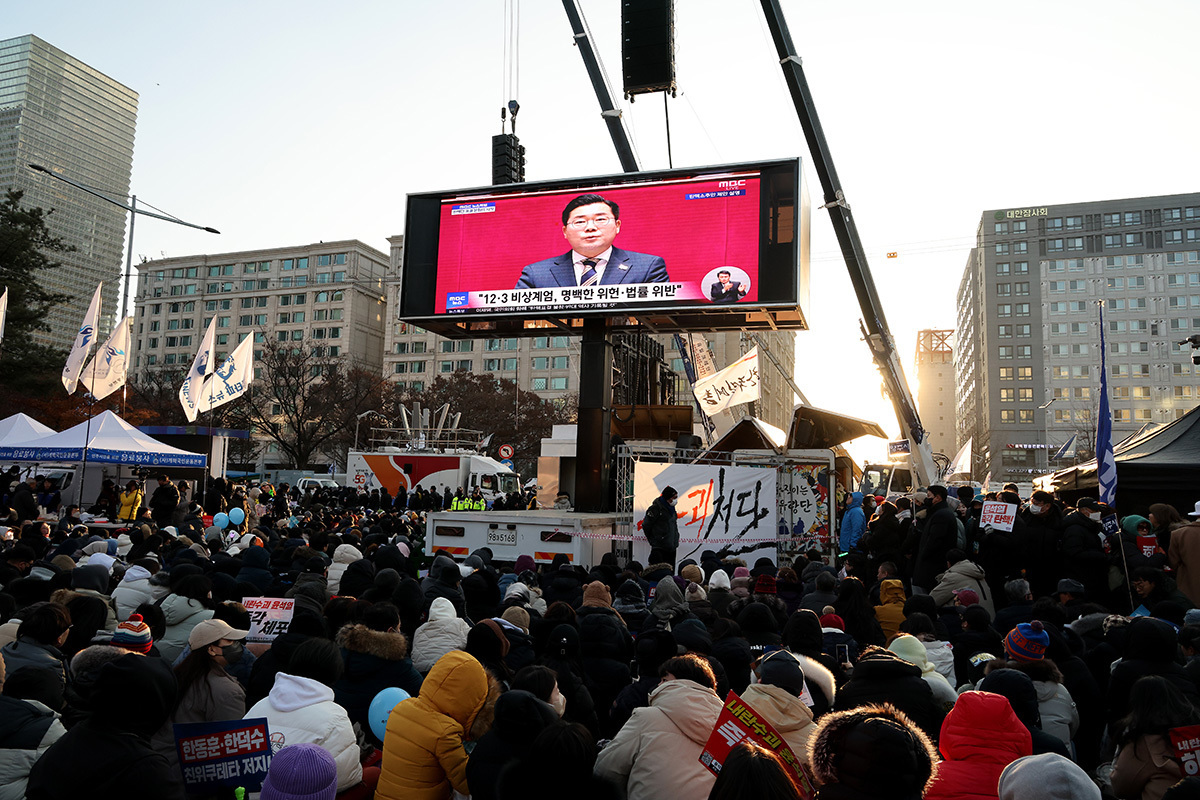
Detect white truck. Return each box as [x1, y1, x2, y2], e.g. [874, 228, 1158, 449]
[426, 510, 621, 566]
[345, 449, 521, 506]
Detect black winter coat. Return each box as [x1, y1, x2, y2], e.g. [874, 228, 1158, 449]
[833, 648, 945, 744]
[913, 501, 959, 591]
[1060, 510, 1109, 599]
[333, 624, 423, 745]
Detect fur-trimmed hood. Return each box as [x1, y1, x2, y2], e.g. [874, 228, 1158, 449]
[336, 623, 409, 661]
[808, 702, 938, 799]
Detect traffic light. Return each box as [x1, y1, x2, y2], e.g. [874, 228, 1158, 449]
[491, 133, 525, 184]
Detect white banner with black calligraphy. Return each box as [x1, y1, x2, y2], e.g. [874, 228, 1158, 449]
[634, 462, 777, 563]
[692, 347, 761, 414]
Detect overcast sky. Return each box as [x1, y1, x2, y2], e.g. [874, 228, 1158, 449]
[11, 0, 1200, 463]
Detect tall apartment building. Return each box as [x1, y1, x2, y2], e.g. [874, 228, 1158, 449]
[955, 193, 1200, 484]
[915, 329, 956, 459]
[0, 35, 137, 347]
[132, 240, 390, 375]
[382, 236, 799, 430]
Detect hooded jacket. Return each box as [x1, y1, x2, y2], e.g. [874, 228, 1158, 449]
[27, 654, 185, 800]
[111, 564, 168, 620]
[158, 593, 214, 664]
[0, 696, 66, 800]
[593, 678, 724, 799]
[997, 753, 1101, 800]
[741, 681, 817, 757]
[235, 545, 274, 594]
[377, 650, 495, 800]
[930, 560, 995, 616]
[325, 543, 362, 597]
[840, 493, 866, 552]
[244, 672, 362, 792]
[413, 597, 472, 674]
[613, 579, 651, 631]
[834, 647, 945, 744]
[924, 691, 1032, 800]
[808, 703, 938, 800]
[873, 579, 907, 639]
[334, 624, 423, 740]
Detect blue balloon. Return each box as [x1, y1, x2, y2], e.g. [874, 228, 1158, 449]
[213, 512, 229, 529]
[228, 507, 246, 525]
[368, 687, 410, 742]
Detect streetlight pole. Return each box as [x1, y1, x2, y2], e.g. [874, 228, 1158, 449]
[27, 164, 220, 321]
[1038, 397, 1057, 474]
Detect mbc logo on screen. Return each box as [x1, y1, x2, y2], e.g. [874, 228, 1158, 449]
[718, 180, 747, 189]
[446, 293, 469, 309]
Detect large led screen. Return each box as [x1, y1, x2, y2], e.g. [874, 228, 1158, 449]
[400, 159, 804, 322]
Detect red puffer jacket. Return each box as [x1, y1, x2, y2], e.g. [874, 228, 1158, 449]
[925, 691, 1032, 800]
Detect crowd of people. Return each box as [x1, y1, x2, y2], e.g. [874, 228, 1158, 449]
[2, 472, 1200, 799]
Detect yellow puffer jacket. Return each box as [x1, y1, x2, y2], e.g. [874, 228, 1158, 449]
[117, 489, 143, 521]
[376, 650, 491, 800]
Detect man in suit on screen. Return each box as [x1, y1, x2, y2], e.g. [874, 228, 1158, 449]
[514, 193, 669, 289]
[710, 269, 748, 303]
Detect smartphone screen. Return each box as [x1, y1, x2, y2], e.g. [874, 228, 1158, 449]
[836, 644, 850, 663]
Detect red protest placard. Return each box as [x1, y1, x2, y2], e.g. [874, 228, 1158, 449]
[1170, 724, 1200, 776]
[1137, 535, 1159, 559]
[980, 501, 1017, 533]
[698, 691, 816, 799]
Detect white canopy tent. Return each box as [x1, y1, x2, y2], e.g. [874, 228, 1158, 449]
[0, 410, 205, 468]
[0, 413, 56, 446]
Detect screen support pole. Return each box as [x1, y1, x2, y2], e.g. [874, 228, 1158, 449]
[575, 317, 614, 512]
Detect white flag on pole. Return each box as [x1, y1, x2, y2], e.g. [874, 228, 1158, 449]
[946, 437, 973, 478]
[195, 334, 254, 414]
[692, 347, 762, 415]
[81, 316, 132, 400]
[62, 283, 103, 394]
[179, 316, 218, 422]
[0, 287, 8, 346]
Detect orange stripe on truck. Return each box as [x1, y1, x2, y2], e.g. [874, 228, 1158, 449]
[535, 551, 571, 562]
[441, 546, 470, 556]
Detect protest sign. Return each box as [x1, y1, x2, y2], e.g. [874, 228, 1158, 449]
[243, 597, 294, 643]
[699, 691, 816, 799]
[175, 717, 271, 793]
[1137, 535, 1159, 558]
[980, 501, 1017, 533]
[1170, 724, 1200, 775]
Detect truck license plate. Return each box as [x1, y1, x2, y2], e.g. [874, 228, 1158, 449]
[487, 529, 517, 547]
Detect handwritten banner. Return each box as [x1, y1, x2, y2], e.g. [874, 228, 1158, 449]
[175, 718, 272, 793]
[693, 348, 761, 414]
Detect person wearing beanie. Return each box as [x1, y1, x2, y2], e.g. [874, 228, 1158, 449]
[705, 569, 735, 618]
[466, 619, 513, 686]
[1004, 620, 1050, 662]
[808, 702, 938, 800]
[70, 563, 119, 632]
[378, 651, 499, 800]
[612, 578, 650, 632]
[495, 607, 537, 676]
[608, 629, 678, 737]
[110, 613, 154, 654]
[576, 581, 633, 735]
[730, 566, 753, 600]
[642, 486, 680, 567]
[680, 563, 704, 585]
[500, 606, 530, 632]
[924, 691, 1032, 800]
[727, 574, 790, 630]
[887, 634, 957, 712]
[742, 650, 817, 756]
[261, 742, 339, 800]
[997, 753, 1100, 800]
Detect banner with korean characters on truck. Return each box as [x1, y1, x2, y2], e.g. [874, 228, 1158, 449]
[634, 462, 777, 565]
[774, 461, 835, 563]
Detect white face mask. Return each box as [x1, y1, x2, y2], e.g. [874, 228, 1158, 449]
[550, 686, 566, 717]
[1089, 512, 1102, 522]
[1030, 503, 1043, 514]
[668, 498, 677, 507]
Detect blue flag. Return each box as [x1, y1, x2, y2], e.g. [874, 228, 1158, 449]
[1096, 303, 1117, 506]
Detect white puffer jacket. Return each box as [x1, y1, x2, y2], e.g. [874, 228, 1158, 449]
[411, 597, 471, 674]
[325, 544, 362, 597]
[111, 566, 168, 621]
[0, 697, 66, 800]
[244, 673, 362, 792]
[159, 594, 213, 664]
[1035, 680, 1080, 748]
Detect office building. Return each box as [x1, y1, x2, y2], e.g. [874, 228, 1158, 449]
[133, 240, 390, 374]
[915, 329, 956, 459]
[0, 35, 137, 348]
[955, 193, 1200, 484]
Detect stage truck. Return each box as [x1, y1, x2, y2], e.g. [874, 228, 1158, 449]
[344, 449, 520, 506]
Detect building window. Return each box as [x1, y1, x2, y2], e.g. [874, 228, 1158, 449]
[1016, 324, 1031, 336]
[531, 377, 548, 391]
[1047, 239, 1064, 252]
[1015, 303, 1030, 316]
[997, 304, 1012, 317]
[997, 325, 1012, 338]
[440, 361, 453, 373]
[1166, 230, 1183, 245]
[1066, 216, 1083, 230]
[1017, 367, 1032, 379]
[1104, 234, 1122, 248]
[1013, 221, 1027, 234]
[1048, 281, 1066, 293]
[1000, 410, 1015, 423]
[998, 367, 1013, 380]
[998, 346, 1013, 359]
[1125, 232, 1143, 247]
[1000, 389, 1014, 402]
[1066, 238, 1084, 251]
[1018, 409, 1034, 423]
[1013, 242, 1028, 254]
[1045, 218, 1063, 232]
[996, 263, 1010, 276]
[996, 243, 1010, 255]
[996, 283, 1012, 296]
[1014, 282, 1029, 295]
[995, 222, 1009, 235]
[442, 341, 455, 353]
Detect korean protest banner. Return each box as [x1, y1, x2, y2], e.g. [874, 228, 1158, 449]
[243, 597, 295, 643]
[980, 501, 1017, 533]
[692, 348, 761, 414]
[1137, 534, 1159, 558]
[1170, 724, 1200, 775]
[175, 718, 272, 793]
[699, 691, 816, 799]
[776, 462, 833, 560]
[634, 462, 777, 563]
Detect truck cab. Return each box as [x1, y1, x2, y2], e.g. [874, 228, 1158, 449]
[860, 461, 916, 499]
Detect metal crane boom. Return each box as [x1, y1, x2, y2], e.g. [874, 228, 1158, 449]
[757, 0, 939, 486]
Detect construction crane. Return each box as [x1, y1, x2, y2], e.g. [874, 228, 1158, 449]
[561, 0, 940, 493]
